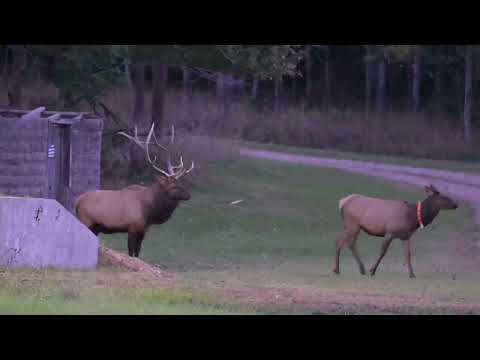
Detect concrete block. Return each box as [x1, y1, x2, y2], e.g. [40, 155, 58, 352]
[0, 196, 98, 269]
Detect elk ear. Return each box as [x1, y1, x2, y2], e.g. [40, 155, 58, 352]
[425, 185, 434, 194]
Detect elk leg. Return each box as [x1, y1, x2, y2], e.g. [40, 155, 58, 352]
[127, 233, 137, 257]
[370, 234, 394, 276]
[349, 238, 366, 275]
[403, 239, 415, 278]
[333, 227, 359, 274]
[134, 233, 145, 258]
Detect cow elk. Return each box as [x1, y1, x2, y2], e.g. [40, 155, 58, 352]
[75, 123, 194, 257]
[333, 185, 458, 278]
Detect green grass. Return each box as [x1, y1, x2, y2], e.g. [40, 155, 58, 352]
[0, 271, 255, 315]
[243, 141, 480, 174]
[3, 156, 479, 314]
[102, 158, 480, 307]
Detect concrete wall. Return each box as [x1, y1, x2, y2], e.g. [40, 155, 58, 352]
[0, 196, 98, 269]
[69, 117, 103, 211]
[0, 112, 103, 212]
[0, 116, 49, 198]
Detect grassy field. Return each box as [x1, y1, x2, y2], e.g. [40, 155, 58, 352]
[101, 157, 480, 312]
[2, 153, 478, 314]
[0, 268, 256, 315]
[243, 141, 480, 174]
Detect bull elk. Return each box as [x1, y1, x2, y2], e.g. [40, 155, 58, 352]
[75, 123, 194, 258]
[333, 185, 458, 278]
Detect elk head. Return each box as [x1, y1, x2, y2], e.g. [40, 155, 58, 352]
[424, 184, 458, 210]
[118, 123, 194, 202]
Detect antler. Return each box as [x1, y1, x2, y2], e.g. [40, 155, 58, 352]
[118, 123, 194, 179]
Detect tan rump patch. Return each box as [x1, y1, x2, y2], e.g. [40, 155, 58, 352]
[339, 194, 360, 212]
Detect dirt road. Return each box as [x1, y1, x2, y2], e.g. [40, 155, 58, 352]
[240, 148, 480, 225]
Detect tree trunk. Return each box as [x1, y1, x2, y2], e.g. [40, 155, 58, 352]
[130, 63, 146, 128]
[237, 75, 246, 98]
[251, 76, 259, 100]
[412, 45, 422, 114]
[305, 45, 313, 107]
[6, 46, 28, 108]
[376, 49, 387, 114]
[274, 77, 281, 113]
[216, 72, 226, 110]
[129, 62, 146, 173]
[182, 67, 191, 88]
[0, 45, 7, 79]
[323, 46, 331, 111]
[215, 72, 231, 136]
[434, 58, 445, 113]
[124, 58, 133, 90]
[182, 67, 192, 101]
[365, 45, 373, 119]
[291, 75, 297, 103]
[464, 45, 473, 146]
[151, 62, 168, 136]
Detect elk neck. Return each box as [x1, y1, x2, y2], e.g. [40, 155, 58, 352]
[410, 196, 439, 230]
[144, 181, 180, 225]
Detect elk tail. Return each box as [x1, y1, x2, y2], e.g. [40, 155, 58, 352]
[338, 194, 358, 218]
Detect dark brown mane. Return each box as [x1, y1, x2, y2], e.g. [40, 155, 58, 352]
[144, 181, 181, 225]
[419, 196, 440, 228]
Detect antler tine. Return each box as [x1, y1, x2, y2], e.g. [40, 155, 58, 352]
[126, 122, 193, 180]
[165, 125, 179, 174]
[174, 160, 195, 179]
[149, 124, 177, 174]
[144, 123, 156, 164]
[183, 161, 195, 176]
[144, 123, 172, 177]
[171, 156, 184, 171]
[119, 123, 172, 178]
[151, 128, 169, 152]
[117, 125, 146, 151]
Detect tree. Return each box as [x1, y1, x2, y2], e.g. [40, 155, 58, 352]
[364, 45, 375, 119]
[376, 46, 388, 114]
[128, 62, 147, 173]
[120, 45, 303, 135]
[151, 62, 168, 134]
[251, 75, 259, 100]
[304, 45, 313, 107]
[431, 45, 446, 113]
[274, 76, 282, 112]
[464, 45, 473, 145]
[324, 46, 331, 111]
[412, 45, 423, 114]
[1, 45, 41, 108]
[182, 67, 193, 102]
[29, 45, 124, 110]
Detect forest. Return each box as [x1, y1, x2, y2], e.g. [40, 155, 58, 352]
[0, 45, 478, 170]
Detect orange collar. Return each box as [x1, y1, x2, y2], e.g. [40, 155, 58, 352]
[417, 202, 424, 229]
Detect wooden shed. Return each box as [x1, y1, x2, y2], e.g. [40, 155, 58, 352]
[0, 107, 104, 212]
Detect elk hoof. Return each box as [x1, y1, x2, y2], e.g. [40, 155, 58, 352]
[333, 269, 340, 275]
[369, 269, 376, 276]
[409, 273, 416, 279]
[360, 269, 366, 276]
